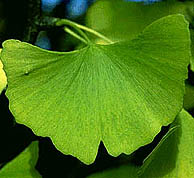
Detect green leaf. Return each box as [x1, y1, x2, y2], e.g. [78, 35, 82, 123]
[0, 48, 7, 93]
[86, 0, 194, 43]
[1, 15, 190, 164]
[140, 109, 194, 178]
[0, 142, 41, 178]
[86, 164, 139, 178]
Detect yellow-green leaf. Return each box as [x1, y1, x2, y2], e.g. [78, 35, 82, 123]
[1, 15, 190, 164]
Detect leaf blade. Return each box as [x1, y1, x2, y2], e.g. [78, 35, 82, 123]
[1, 15, 191, 164]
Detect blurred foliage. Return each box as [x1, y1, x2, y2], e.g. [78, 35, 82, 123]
[86, 0, 194, 43]
[86, 164, 139, 178]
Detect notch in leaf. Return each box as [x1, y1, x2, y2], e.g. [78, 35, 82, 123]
[139, 109, 194, 177]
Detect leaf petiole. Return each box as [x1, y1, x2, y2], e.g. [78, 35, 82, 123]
[56, 19, 113, 44]
[64, 27, 88, 45]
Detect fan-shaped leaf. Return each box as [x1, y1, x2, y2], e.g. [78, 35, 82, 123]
[1, 15, 190, 164]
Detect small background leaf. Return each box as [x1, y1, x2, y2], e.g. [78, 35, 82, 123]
[0, 141, 41, 178]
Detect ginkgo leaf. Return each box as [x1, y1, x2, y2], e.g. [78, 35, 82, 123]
[1, 15, 191, 164]
[0, 142, 41, 178]
[139, 109, 194, 178]
[86, 164, 139, 178]
[86, 0, 194, 42]
[0, 49, 7, 93]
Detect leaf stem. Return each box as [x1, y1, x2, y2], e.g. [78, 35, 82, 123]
[56, 19, 113, 44]
[70, 25, 90, 43]
[64, 27, 88, 45]
[56, 19, 90, 43]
